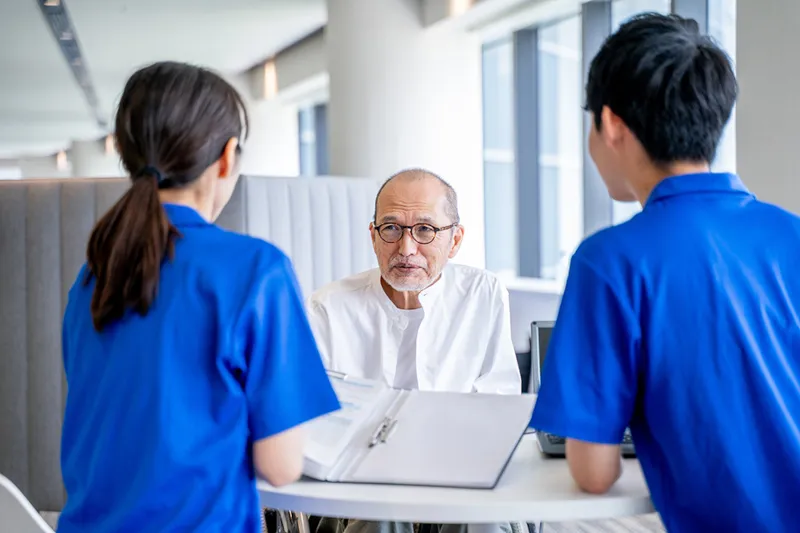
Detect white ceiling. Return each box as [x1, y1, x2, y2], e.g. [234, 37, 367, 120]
[0, 0, 326, 159]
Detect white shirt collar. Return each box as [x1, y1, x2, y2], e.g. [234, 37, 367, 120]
[369, 266, 447, 318]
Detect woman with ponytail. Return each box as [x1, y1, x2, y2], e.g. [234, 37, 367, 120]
[58, 61, 340, 533]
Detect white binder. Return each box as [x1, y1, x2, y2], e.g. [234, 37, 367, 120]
[303, 372, 535, 489]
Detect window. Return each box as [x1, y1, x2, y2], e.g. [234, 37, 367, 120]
[482, 38, 517, 275]
[298, 106, 316, 176]
[298, 103, 329, 177]
[612, 0, 671, 25]
[538, 16, 582, 280]
[481, 0, 736, 279]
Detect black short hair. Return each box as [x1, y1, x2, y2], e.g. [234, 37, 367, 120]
[585, 12, 737, 165]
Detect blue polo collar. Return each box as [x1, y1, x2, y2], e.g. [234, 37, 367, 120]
[645, 172, 752, 207]
[163, 203, 210, 227]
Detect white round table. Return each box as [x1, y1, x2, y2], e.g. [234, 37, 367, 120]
[258, 435, 654, 524]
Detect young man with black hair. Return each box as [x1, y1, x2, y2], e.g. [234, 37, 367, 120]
[529, 12, 800, 531]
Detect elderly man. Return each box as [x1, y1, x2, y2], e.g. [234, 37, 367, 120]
[305, 168, 520, 533]
[307, 168, 520, 394]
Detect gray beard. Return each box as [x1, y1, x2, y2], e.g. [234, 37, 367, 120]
[382, 273, 433, 293]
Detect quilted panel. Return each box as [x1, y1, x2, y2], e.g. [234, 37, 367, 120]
[240, 176, 380, 298]
[25, 185, 65, 511]
[0, 183, 30, 501]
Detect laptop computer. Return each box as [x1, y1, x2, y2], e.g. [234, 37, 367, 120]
[530, 320, 636, 458]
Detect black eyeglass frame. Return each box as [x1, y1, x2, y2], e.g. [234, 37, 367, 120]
[372, 221, 459, 245]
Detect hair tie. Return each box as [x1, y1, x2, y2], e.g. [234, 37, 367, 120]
[136, 165, 165, 184]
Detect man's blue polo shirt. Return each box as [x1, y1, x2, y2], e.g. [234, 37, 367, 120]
[530, 173, 800, 531]
[58, 204, 340, 533]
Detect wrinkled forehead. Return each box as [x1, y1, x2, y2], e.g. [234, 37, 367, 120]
[375, 178, 450, 223]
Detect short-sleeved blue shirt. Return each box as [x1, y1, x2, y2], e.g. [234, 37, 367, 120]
[58, 204, 341, 533]
[530, 173, 800, 531]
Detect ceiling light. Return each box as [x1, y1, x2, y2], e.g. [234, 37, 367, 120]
[56, 150, 69, 171]
[263, 60, 278, 100]
[43, 0, 60, 7]
[449, 0, 473, 17]
[60, 31, 73, 40]
[105, 134, 115, 155]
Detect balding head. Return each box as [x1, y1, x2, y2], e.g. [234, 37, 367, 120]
[370, 167, 465, 296]
[373, 168, 459, 225]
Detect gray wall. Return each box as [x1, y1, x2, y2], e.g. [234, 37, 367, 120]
[737, 0, 800, 215]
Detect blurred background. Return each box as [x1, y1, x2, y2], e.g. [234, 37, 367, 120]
[0, 0, 742, 285]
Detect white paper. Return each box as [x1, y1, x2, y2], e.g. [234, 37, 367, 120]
[304, 374, 388, 468]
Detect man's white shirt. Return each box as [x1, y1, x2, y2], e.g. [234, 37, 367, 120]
[306, 264, 521, 394]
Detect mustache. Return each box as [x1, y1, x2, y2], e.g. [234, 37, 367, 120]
[389, 257, 427, 269]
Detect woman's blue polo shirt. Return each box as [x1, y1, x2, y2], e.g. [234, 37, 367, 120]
[58, 203, 340, 532]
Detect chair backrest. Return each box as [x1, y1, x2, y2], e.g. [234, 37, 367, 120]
[224, 175, 380, 298]
[0, 174, 380, 512]
[0, 474, 55, 533]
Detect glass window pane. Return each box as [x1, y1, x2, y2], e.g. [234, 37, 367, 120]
[483, 161, 518, 274]
[482, 39, 517, 274]
[538, 51, 559, 156]
[612, 0, 671, 26]
[298, 106, 316, 177]
[709, 0, 737, 173]
[537, 15, 582, 280]
[482, 39, 514, 152]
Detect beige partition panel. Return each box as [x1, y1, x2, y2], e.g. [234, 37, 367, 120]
[0, 175, 379, 512]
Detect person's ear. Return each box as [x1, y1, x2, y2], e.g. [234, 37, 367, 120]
[447, 225, 465, 259]
[600, 106, 625, 149]
[218, 137, 239, 179]
[369, 222, 377, 247]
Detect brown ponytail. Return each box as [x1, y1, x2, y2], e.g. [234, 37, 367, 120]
[86, 173, 180, 331]
[84, 61, 248, 332]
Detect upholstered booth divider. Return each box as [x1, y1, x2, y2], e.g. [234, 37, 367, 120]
[0, 175, 380, 513]
[227, 175, 380, 298]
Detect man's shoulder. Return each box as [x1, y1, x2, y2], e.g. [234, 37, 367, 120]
[574, 223, 632, 262]
[444, 263, 505, 296]
[749, 196, 800, 225]
[308, 269, 378, 309]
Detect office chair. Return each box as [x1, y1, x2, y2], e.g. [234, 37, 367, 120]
[0, 473, 55, 533]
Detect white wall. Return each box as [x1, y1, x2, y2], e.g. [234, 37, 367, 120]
[19, 155, 70, 179]
[0, 159, 22, 179]
[69, 139, 125, 177]
[326, 0, 486, 267]
[240, 99, 300, 177]
[276, 30, 326, 92]
[736, 0, 799, 214]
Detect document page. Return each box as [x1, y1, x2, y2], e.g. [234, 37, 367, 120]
[304, 374, 389, 470]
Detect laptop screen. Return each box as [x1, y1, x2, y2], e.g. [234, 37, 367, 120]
[530, 322, 555, 393]
[536, 324, 553, 371]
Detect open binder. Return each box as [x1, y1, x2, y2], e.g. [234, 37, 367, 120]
[303, 372, 536, 489]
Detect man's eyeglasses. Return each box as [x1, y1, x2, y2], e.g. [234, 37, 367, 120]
[373, 222, 458, 245]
